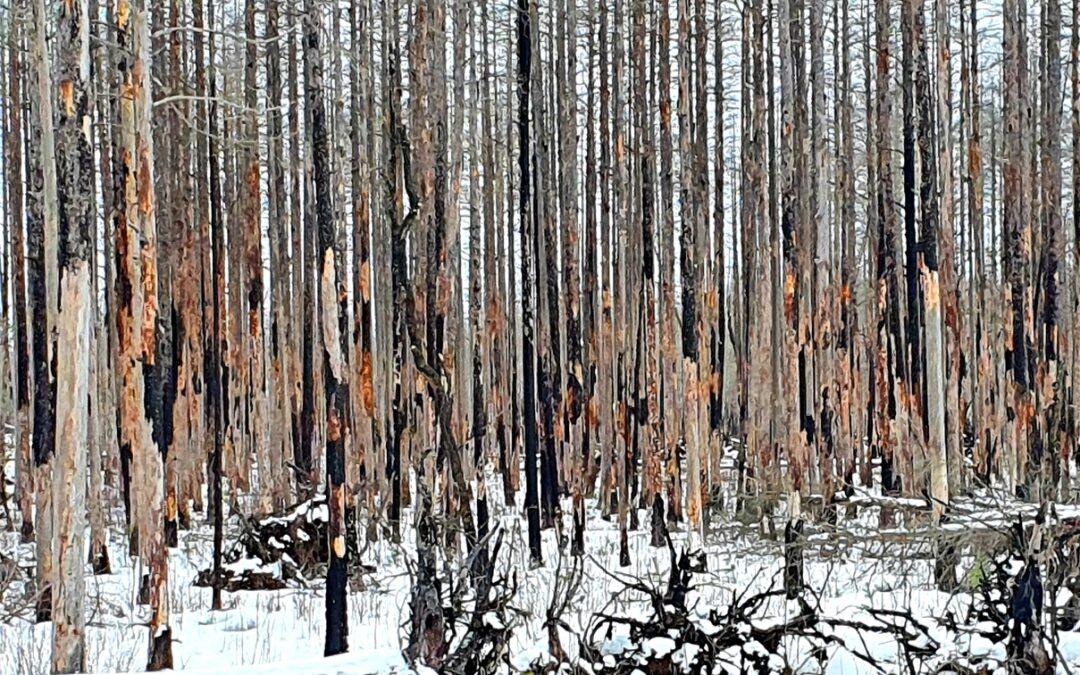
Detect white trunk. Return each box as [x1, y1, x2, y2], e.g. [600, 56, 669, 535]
[925, 270, 949, 522]
[52, 262, 91, 674]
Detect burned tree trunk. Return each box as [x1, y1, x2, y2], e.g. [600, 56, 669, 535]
[205, 0, 226, 612]
[559, 0, 585, 555]
[28, 0, 59, 624]
[1003, 0, 1032, 497]
[304, 0, 350, 655]
[52, 0, 93, 667]
[1038, 0, 1064, 499]
[778, 0, 805, 596]
[518, 0, 543, 565]
[6, 15, 33, 545]
[112, 1, 173, 666]
[241, 0, 269, 513]
[677, 0, 702, 532]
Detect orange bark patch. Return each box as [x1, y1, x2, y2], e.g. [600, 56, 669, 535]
[360, 351, 375, 416]
[60, 80, 76, 118]
[328, 405, 342, 442]
[359, 261, 371, 302]
[784, 270, 797, 322]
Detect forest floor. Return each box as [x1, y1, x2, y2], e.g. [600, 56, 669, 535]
[4, 453, 1080, 673]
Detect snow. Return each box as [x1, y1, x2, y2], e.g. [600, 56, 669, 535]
[642, 636, 676, 657]
[4, 458, 1080, 674]
[114, 649, 411, 675]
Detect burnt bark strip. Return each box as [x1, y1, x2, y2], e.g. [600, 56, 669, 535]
[304, 0, 349, 656]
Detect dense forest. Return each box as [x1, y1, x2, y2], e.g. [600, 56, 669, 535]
[1, 0, 1079, 672]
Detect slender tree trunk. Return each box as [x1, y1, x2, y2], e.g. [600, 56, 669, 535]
[912, 0, 949, 523]
[267, 0, 291, 512]
[52, 0, 93, 667]
[28, 0, 59, 623]
[305, 0, 350, 655]
[560, 0, 586, 553]
[678, 0, 702, 533]
[1003, 0, 1032, 498]
[350, 0, 375, 527]
[1071, 0, 1080, 488]
[518, 0, 542, 565]
[1039, 0, 1064, 499]
[779, 0, 806, 596]
[6, 8, 33, 545]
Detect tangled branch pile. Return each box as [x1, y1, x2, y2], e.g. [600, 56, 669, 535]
[195, 495, 365, 592]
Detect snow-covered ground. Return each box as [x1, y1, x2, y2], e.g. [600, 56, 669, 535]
[3, 459, 1080, 674]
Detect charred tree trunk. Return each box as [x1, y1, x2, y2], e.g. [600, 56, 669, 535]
[52, 0, 93, 667]
[518, 0, 543, 565]
[6, 13, 33, 545]
[1039, 0, 1064, 499]
[205, 0, 226, 612]
[304, 0, 350, 655]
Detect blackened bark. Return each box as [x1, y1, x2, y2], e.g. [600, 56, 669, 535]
[518, 0, 542, 565]
[28, 0, 58, 623]
[304, 0, 349, 655]
[206, 0, 225, 613]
